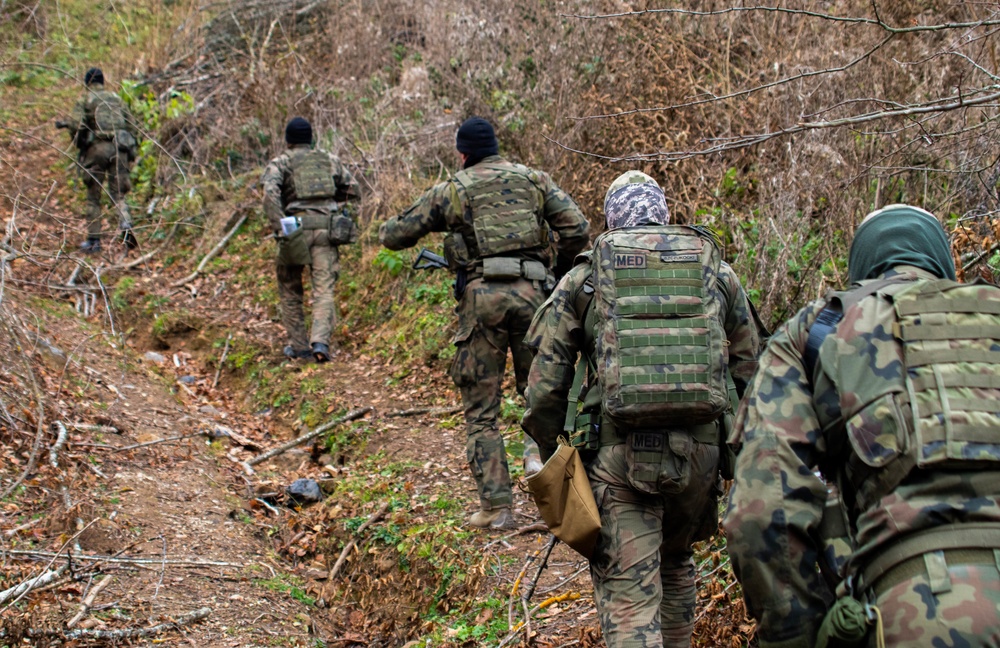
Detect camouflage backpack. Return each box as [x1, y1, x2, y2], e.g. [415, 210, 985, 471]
[86, 90, 126, 140]
[453, 161, 545, 258]
[590, 225, 730, 427]
[290, 149, 338, 201]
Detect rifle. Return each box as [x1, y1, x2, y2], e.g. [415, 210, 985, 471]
[412, 248, 448, 271]
[55, 120, 72, 130]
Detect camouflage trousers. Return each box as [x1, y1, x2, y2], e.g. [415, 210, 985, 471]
[587, 439, 721, 648]
[79, 141, 132, 238]
[276, 230, 340, 351]
[868, 558, 1000, 646]
[449, 277, 546, 510]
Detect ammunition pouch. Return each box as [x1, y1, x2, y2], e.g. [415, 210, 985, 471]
[297, 214, 329, 230]
[328, 214, 359, 245]
[276, 227, 312, 266]
[116, 130, 137, 161]
[481, 256, 548, 282]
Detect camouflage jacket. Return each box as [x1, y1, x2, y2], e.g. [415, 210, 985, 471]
[69, 84, 139, 151]
[261, 145, 360, 232]
[520, 248, 761, 460]
[378, 155, 589, 275]
[722, 265, 1000, 646]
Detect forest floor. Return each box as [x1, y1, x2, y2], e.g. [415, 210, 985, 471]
[0, 99, 746, 648]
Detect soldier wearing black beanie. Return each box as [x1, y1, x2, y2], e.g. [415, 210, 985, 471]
[379, 116, 590, 531]
[285, 117, 313, 145]
[455, 117, 499, 168]
[84, 67, 104, 86]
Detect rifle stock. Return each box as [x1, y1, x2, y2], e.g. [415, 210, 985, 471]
[412, 248, 448, 271]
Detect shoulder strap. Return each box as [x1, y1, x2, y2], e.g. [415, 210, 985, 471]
[563, 354, 589, 435]
[803, 278, 903, 385]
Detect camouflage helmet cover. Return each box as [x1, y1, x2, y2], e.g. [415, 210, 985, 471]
[603, 171, 670, 229]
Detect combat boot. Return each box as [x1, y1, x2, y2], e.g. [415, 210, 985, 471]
[312, 342, 331, 363]
[469, 507, 514, 530]
[79, 237, 102, 254]
[283, 345, 312, 360]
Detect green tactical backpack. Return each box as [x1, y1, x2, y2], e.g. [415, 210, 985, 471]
[453, 162, 545, 257]
[290, 149, 338, 201]
[87, 91, 127, 140]
[591, 225, 730, 427]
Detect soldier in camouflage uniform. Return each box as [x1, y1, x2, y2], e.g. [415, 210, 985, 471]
[724, 204, 1000, 648]
[65, 68, 140, 254]
[521, 172, 761, 647]
[379, 117, 589, 529]
[262, 117, 360, 362]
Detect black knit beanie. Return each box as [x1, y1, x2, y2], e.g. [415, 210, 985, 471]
[84, 68, 104, 86]
[455, 117, 499, 166]
[285, 117, 313, 145]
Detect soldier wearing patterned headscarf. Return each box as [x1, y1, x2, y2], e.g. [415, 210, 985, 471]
[261, 117, 360, 362]
[379, 117, 590, 530]
[521, 171, 761, 647]
[724, 205, 1000, 648]
[61, 67, 140, 254]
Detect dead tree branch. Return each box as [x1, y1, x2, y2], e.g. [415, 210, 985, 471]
[170, 212, 248, 288]
[244, 406, 373, 471]
[329, 502, 391, 580]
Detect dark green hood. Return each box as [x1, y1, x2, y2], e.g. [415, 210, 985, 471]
[848, 204, 956, 284]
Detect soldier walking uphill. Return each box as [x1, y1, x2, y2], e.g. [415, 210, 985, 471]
[521, 172, 761, 648]
[61, 67, 140, 254]
[379, 117, 589, 530]
[725, 205, 1000, 648]
[262, 117, 360, 363]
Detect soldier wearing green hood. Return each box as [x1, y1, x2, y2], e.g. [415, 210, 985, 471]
[379, 117, 590, 529]
[521, 171, 761, 647]
[725, 204, 1000, 648]
[64, 67, 140, 254]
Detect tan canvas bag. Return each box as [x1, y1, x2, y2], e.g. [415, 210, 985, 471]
[526, 439, 601, 559]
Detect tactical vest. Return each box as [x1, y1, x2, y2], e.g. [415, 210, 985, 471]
[589, 225, 730, 427]
[289, 149, 338, 202]
[811, 279, 1000, 513]
[451, 162, 545, 260]
[86, 90, 126, 140]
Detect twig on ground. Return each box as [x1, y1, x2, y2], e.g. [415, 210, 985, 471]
[66, 423, 119, 433]
[329, 502, 391, 580]
[50, 421, 68, 468]
[170, 212, 248, 288]
[381, 405, 463, 418]
[3, 517, 42, 538]
[522, 534, 558, 602]
[484, 522, 548, 549]
[495, 592, 583, 648]
[244, 406, 373, 471]
[212, 333, 232, 389]
[153, 535, 167, 601]
[66, 574, 113, 628]
[112, 432, 202, 453]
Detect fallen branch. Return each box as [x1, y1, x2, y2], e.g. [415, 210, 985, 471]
[382, 405, 462, 418]
[329, 502, 391, 580]
[170, 212, 248, 288]
[496, 591, 583, 648]
[509, 534, 557, 636]
[4, 549, 241, 568]
[0, 565, 68, 606]
[4, 606, 212, 641]
[50, 421, 68, 468]
[3, 517, 42, 538]
[244, 406, 373, 470]
[67, 423, 119, 433]
[67, 574, 113, 628]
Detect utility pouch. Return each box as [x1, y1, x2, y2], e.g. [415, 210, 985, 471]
[526, 438, 601, 559]
[116, 130, 137, 157]
[443, 232, 471, 271]
[276, 227, 312, 266]
[522, 259, 548, 281]
[328, 214, 359, 245]
[816, 596, 871, 648]
[625, 430, 692, 495]
[482, 256, 523, 280]
[298, 214, 329, 230]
